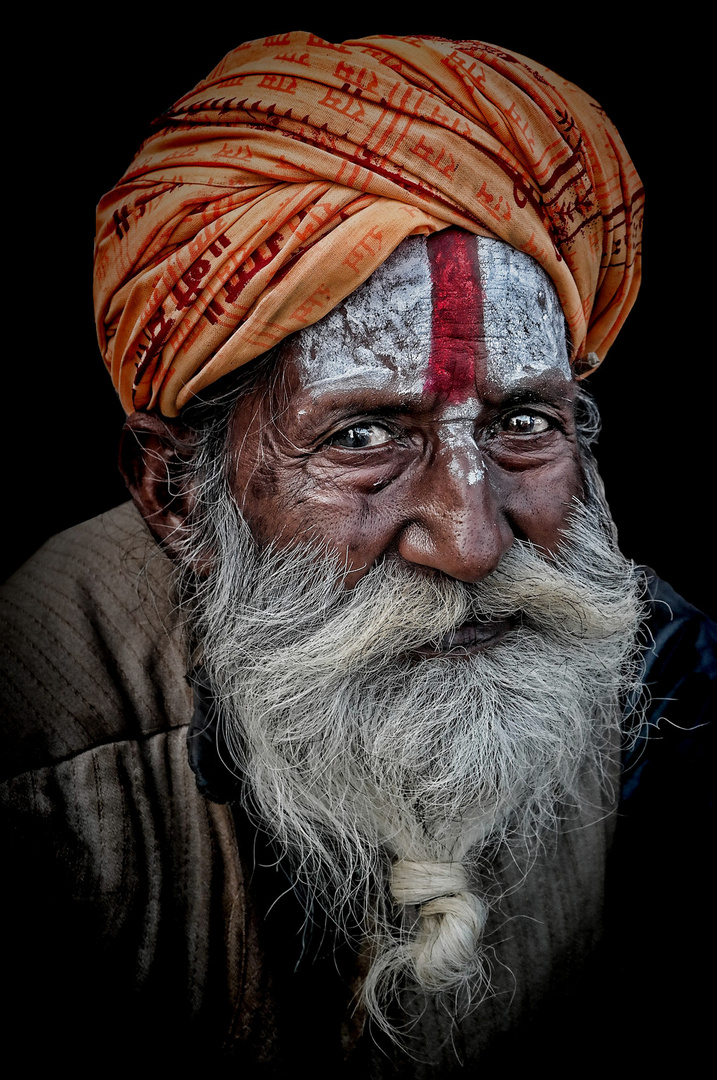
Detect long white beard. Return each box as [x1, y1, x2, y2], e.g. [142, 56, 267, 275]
[188, 495, 645, 1035]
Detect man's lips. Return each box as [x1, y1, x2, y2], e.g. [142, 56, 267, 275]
[412, 616, 517, 658]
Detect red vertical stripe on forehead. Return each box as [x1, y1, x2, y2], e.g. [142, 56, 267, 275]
[423, 229, 483, 402]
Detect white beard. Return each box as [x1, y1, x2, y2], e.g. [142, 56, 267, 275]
[187, 493, 645, 1035]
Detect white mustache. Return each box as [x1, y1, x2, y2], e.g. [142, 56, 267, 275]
[227, 498, 641, 678]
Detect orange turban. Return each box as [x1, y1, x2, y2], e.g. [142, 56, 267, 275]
[94, 32, 643, 417]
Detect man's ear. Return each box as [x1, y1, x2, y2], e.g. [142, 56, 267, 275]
[119, 411, 196, 562]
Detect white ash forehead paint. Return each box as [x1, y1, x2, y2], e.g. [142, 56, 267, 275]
[288, 232, 566, 488]
[476, 236, 570, 387]
[292, 233, 568, 395]
[293, 236, 432, 394]
[443, 443, 486, 486]
[436, 401, 485, 486]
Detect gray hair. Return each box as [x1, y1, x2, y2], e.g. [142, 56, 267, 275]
[171, 361, 646, 1043]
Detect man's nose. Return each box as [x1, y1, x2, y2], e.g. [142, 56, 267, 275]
[396, 447, 513, 583]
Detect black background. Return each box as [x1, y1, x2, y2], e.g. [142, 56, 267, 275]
[8, 18, 714, 617]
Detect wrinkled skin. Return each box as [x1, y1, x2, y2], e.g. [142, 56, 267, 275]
[227, 232, 582, 589]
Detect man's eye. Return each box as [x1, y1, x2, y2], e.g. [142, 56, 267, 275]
[327, 424, 393, 449]
[502, 412, 552, 435]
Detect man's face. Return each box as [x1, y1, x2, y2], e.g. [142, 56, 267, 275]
[228, 229, 583, 603]
[185, 230, 644, 1027]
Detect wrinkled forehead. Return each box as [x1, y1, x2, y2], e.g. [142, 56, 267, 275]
[290, 231, 570, 395]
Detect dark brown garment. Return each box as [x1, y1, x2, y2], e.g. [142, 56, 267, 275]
[1, 505, 621, 1075]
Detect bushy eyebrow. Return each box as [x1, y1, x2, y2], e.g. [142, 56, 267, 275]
[293, 390, 426, 425]
[488, 384, 574, 410]
[287, 370, 576, 441]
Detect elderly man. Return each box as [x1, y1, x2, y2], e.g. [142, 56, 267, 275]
[2, 33, 713, 1073]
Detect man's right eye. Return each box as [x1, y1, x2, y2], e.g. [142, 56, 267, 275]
[326, 424, 393, 449]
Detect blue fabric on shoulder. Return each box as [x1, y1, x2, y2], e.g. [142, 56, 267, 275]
[620, 571, 715, 810]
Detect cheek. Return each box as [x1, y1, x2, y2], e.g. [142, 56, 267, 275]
[227, 438, 293, 546]
[500, 455, 583, 551]
[234, 460, 395, 573]
[300, 491, 400, 576]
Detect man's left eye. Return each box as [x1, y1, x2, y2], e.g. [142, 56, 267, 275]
[326, 423, 393, 449]
[502, 413, 552, 435]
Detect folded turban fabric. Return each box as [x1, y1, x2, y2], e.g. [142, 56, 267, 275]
[94, 32, 644, 417]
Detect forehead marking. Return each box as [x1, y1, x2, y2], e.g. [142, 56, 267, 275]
[476, 236, 570, 387]
[423, 230, 483, 403]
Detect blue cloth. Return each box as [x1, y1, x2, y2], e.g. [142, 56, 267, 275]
[620, 569, 715, 815]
